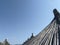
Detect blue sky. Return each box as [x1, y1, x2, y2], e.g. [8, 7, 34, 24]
[0, 0, 60, 44]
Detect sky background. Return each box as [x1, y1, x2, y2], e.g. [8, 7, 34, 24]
[0, 0, 60, 44]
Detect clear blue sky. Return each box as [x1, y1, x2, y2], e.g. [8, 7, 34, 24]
[0, 0, 60, 44]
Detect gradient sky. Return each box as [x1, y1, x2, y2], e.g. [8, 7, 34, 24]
[0, 0, 60, 44]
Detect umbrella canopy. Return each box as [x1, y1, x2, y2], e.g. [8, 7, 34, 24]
[23, 9, 60, 45]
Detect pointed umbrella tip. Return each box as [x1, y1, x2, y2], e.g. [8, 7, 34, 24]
[53, 8, 57, 11]
[31, 33, 34, 38]
[53, 8, 58, 14]
[53, 8, 60, 17]
[53, 8, 60, 24]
